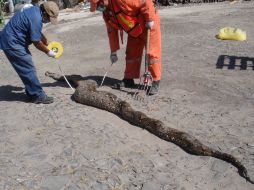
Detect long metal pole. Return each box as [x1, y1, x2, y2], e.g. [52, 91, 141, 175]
[145, 29, 151, 73]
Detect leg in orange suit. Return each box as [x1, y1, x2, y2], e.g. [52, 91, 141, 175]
[125, 13, 162, 82]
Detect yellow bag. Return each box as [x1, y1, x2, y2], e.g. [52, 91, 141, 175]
[217, 27, 246, 41]
[47, 41, 64, 59]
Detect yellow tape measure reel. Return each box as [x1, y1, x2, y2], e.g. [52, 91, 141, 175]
[47, 41, 64, 59]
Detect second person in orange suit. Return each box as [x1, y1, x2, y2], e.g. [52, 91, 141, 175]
[90, 0, 162, 95]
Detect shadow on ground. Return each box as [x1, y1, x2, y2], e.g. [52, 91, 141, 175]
[42, 75, 122, 88]
[216, 55, 254, 70]
[43, 74, 153, 101]
[0, 85, 27, 102]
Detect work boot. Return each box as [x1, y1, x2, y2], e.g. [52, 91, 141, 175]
[32, 95, 54, 104]
[114, 78, 135, 89]
[148, 80, 160, 95]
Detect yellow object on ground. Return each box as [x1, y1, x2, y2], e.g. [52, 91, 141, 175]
[229, 0, 239, 5]
[217, 27, 246, 41]
[47, 41, 64, 59]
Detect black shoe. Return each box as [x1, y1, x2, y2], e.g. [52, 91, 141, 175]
[148, 80, 160, 95]
[32, 95, 54, 104]
[114, 78, 135, 89]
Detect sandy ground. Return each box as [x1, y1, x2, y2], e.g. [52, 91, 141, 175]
[1, 1, 254, 190]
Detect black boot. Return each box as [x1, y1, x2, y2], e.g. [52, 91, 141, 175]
[32, 95, 54, 104]
[148, 80, 160, 95]
[114, 78, 135, 89]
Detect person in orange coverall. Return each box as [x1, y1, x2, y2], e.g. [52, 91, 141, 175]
[90, 0, 162, 95]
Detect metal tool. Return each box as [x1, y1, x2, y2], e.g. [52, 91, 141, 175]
[133, 29, 153, 99]
[100, 62, 114, 87]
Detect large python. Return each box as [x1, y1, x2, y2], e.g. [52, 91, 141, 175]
[45, 71, 253, 184]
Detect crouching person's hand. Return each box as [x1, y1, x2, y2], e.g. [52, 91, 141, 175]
[110, 52, 118, 64]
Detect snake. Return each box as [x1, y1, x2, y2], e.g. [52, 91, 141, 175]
[45, 71, 254, 184]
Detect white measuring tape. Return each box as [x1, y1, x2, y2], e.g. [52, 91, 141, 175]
[56, 60, 75, 93]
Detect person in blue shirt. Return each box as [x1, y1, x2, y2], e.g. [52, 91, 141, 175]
[0, 1, 59, 104]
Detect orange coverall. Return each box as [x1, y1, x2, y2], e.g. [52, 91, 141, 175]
[94, 0, 162, 81]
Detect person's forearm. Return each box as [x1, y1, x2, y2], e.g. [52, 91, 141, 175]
[41, 33, 48, 46]
[33, 41, 49, 54]
[140, 0, 156, 22]
[106, 24, 120, 52]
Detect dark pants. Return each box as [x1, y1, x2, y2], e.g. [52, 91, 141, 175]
[4, 48, 45, 99]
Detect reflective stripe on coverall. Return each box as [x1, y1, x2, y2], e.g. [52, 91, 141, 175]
[103, 0, 162, 81]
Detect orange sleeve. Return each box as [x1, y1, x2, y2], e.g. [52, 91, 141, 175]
[140, 0, 156, 22]
[104, 20, 120, 53]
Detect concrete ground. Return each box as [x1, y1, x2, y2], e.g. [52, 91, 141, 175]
[0, 1, 254, 190]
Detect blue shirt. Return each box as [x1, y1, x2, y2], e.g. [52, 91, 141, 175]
[0, 6, 42, 50]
